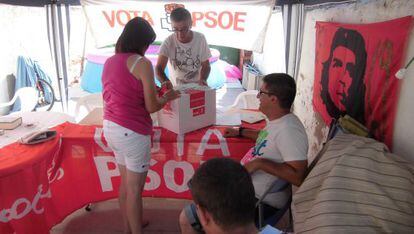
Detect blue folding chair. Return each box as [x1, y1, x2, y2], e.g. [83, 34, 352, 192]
[256, 179, 292, 231]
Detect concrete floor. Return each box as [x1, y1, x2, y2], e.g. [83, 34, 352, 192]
[51, 197, 192, 234]
[50, 196, 292, 234]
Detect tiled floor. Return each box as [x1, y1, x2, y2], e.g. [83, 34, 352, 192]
[51, 198, 192, 234]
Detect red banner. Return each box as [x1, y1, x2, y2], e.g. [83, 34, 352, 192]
[0, 123, 256, 234]
[313, 16, 412, 148]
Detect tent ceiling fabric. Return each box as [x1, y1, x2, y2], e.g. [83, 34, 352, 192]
[276, 0, 354, 5]
[81, 0, 273, 5]
[0, 0, 80, 6]
[0, 0, 353, 7]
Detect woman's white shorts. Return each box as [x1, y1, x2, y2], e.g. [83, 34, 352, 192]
[103, 120, 151, 173]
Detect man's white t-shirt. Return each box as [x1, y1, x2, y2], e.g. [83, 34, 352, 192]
[159, 31, 211, 85]
[251, 113, 308, 208]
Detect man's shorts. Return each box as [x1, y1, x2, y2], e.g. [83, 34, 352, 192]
[103, 120, 151, 173]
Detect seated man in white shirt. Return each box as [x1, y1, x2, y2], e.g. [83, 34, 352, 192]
[156, 7, 211, 89]
[180, 73, 309, 233]
[226, 73, 309, 219]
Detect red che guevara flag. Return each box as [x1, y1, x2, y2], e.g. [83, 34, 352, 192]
[313, 16, 413, 149]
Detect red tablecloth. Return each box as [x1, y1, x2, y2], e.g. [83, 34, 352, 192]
[0, 122, 258, 234]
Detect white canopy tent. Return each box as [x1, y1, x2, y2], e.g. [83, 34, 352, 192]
[0, 0, 353, 112]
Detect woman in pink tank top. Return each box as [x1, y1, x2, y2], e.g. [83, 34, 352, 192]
[102, 17, 179, 234]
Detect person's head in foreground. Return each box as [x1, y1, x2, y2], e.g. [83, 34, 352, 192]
[188, 158, 257, 234]
[170, 7, 193, 43]
[115, 17, 156, 55]
[257, 73, 296, 118]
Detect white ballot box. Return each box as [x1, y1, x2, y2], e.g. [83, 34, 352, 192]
[158, 87, 216, 134]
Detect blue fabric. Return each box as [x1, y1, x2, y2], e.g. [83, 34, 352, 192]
[12, 56, 53, 112]
[208, 60, 228, 89]
[260, 225, 281, 234]
[81, 59, 226, 93]
[80, 61, 103, 93]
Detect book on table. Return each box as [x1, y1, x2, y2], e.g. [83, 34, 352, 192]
[0, 116, 22, 130]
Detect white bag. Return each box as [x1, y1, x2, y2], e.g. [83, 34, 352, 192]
[19, 130, 57, 145]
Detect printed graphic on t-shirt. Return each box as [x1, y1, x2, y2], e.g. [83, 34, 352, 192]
[173, 46, 201, 80]
[252, 130, 268, 157]
[240, 147, 255, 165]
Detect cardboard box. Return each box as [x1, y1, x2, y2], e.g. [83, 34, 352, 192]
[158, 88, 216, 134]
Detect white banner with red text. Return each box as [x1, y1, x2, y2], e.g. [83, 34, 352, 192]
[80, 0, 275, 52]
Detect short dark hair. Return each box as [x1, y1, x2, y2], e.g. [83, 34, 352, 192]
[115, 17, 156, 55]
[189, 158, 255, 230]
[170, 7, 192, 22]
[263, 73, 297, 109]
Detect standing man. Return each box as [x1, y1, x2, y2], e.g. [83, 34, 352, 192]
[156, 7, 211, 89]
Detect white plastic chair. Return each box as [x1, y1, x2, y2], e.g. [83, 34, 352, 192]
[0, 87, 38, 112]
[74, 93, 104, 119]
[230, 90, 260, 109]
[74, 93, 160, 125]
[229, 90, 266, 123]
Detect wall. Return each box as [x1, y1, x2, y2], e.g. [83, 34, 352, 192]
[294, 0, 414, 162]
[209, 45, 240, 66]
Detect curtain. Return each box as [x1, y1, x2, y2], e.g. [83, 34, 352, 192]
[282, 3, 304, 80]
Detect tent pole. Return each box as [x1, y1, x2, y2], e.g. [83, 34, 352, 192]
[49, 1, 65, 111]
[49, 0, 69, 113]
[57, 2, 69, 112]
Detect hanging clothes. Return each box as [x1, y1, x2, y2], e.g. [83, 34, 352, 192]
[12, 56, 53, 112]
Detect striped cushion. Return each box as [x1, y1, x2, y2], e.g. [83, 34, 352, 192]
[293, 134, 414, 234]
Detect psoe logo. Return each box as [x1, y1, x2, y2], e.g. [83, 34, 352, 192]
[160, 3, 185, 31]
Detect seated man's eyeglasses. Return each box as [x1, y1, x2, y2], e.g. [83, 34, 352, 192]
[257, 90, 275, 97]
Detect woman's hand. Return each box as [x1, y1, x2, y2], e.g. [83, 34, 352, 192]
[161, 80, 173, 90]
[162, 89, 180, 103]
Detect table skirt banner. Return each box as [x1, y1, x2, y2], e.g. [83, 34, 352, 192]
[0, 133, 63, 234]
[0, 122, 254, 234]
